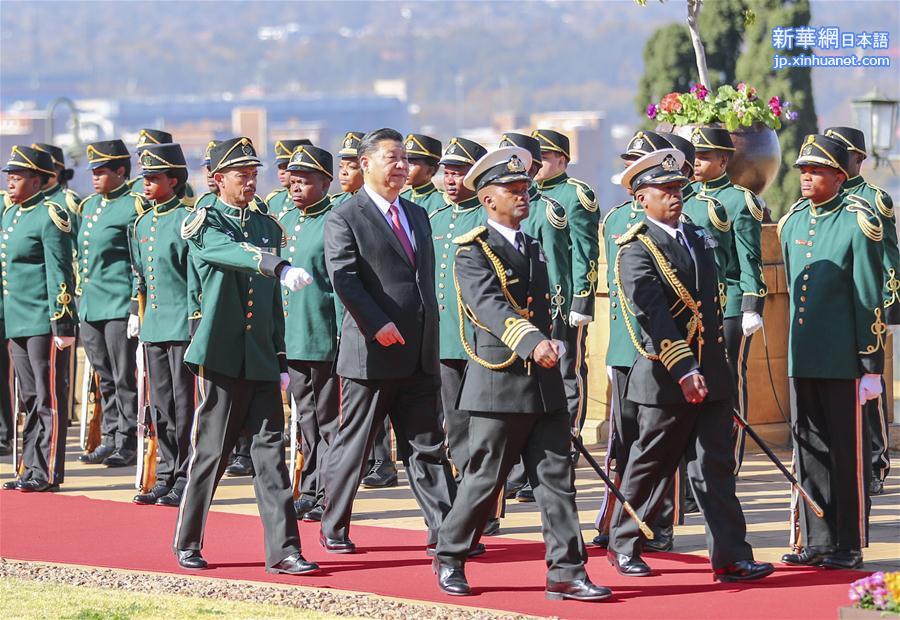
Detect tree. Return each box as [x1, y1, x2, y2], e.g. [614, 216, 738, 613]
[698, 0, 750, 86]
[635, 24, 697, 122]
[736, 0, 817, 218]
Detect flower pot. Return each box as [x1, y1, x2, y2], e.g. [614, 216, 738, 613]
[839, 605, 900, 619]
[658, 122, 782, 195]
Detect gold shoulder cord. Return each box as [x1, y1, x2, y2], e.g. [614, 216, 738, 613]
[613, 234, 701, 361]
[453, 238, 528, 370]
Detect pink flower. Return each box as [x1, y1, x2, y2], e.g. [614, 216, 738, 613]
[768, 96, 782, 117]
[690, 83, 709, 100]
[737, 82, 746, 92]
[647, 103, 658, 119]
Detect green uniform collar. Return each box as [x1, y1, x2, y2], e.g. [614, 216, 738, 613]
[810, 192, 843, 216]
[682, 182, 697, 200]
[154, 195, 182, 215]
[528, 181, 540, 201]
[843, 175, 866, 191]
[701, 173, 731, 190]
[14, 190, 45, 210]
[453, 195, 482, 213]
[216, 197, 252, 222]
[285, 194, 331, 217]
[103, 182, 130, 200]
[409, 180, 436, 198]
[43, 182, 61, 195]
[537, 171, 569, 190]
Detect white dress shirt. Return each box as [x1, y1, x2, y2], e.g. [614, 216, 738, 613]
[646, 215, 696, 265]
[487, 219, 524, 250]
[364, 184, 416, 249]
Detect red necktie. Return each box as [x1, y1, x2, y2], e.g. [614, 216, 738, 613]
[388, 204, 416, 267]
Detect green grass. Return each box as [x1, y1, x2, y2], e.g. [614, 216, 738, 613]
[1, 577, 361, 620]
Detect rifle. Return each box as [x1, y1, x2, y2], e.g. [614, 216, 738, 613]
[288, 395, 305, 500]
[85, 372, 102, 453]
[134, 289, 157, 493]
[12, 376, 22, 477]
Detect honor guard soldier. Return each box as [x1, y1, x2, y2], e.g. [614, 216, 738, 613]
[779, 135, 886, 570]
[497, 132, 570, 503]
[331, 131, 364, 206]
[0, 187, 11, 458]
[824, 126, 898, 495]
[195, 140, 220, 208]
[129, 143, 199, 507]
[173, 137, 318, 575]
[76, 139, 149, 467]
[401, 133, 446, 213]
[533, 128, 600, 439]
[429, 137, 497, 532]
[128, 130, 172, 196]
[0, 146, 76, 492]
[266, 139, 313, 217]
[433, 147, 611, 602]
[592, 131, 679, 551]
[691, 126, 767, 474]
[609, 148, 774, 583]
[31, 143, 82, 233]
[280, 145, 341, 522]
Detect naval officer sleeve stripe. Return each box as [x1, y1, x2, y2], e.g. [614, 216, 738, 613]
[501, 318, 539, 350]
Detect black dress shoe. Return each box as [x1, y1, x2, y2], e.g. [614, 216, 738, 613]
[426, 543, 486, 558]
[504, 481, 524, 499]
[869, 477, 884, 496]
[294, 498, 315, 520]
[156, 488, 183, 507]
[483, 518, 500, 536]
[18, 479, 59, 493]
[644, 526, 674, 552]
[546, 578, 613, 602]
[682, 497, 699, 514]
[0, 439, 11, 456]
[361, 460, 398, 488]
[176, 549, 207, 570]
[319, 533, 355, 553]
[822, 549, 863, 570]
[607, 551, 651, 577]
[781, 547, 829, 566]
[2, 480, 19, 491]
[266, 552, 320, 575]
[302, 505, 324, 522]
[133, 484, 171, 505]
[433, 559, 471, 596]
[78, 444, 114, 464]
[224, 455, 253, 477]
[591, 533, 609, 548]
[104, 448, 137, 467]
[714, 559, 775, 582]
[516, 482, 535, 503]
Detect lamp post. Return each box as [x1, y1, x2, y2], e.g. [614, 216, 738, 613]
[852, 87, 899, 169]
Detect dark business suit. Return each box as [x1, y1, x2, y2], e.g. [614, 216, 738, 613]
[609, 219, 754, 570]
[322, 189, 455, 545]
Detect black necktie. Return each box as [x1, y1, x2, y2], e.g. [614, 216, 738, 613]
[676, 230, 690, 254]
[514, 231, 526, 255]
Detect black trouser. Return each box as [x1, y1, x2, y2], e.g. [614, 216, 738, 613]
[9, 335, 69, 485]
[288, 360, 339, 506]
[173, 367, 300, 568]
[436, 409, 587, 581]
[80, 319, 138, 451]
[723, 316, 752, 475]
[561, 323, 589, 433]
[440, 359, 469, 475]
[321, 373, 455, 545]
[792, 377, 871, 552]
[866, 377, 891, 482]
[0, 334, 13, 443]
[369, 417, 394, 463]
[609, 397, 753, 570]
[145, 341, 195, 490]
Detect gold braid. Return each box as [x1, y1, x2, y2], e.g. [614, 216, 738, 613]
[613, 234, 701, 360]
[453, 238, 528, 370]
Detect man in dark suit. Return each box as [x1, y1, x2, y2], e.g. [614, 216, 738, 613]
[432, 147, 610, 602]
[608, 148, 773, 583]
[322, 128, 456, 554]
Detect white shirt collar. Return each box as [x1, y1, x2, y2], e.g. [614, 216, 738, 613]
[646, 215, 685, 240]
[363, 183, 397, 215]
[487, 218, 523, 247]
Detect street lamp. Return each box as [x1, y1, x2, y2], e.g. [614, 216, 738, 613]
[852, 87, 898, 169]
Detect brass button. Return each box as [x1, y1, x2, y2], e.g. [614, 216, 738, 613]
[150, 294, 156, 299]
[248, 300, 254, 307]
[284, 311, 288, 317]
[438, 283, 444, 289]
[611, 302, 617, 308]
[245, 325, 252, 331]
[149, 285, 156, 291]
[439, 304, 445, 311]
[802, 274, 809, 280]
[798, 318, 804, 325]
[290, 247, 295, 252]
[798, 307, 805, 313]
[248, 288, 254, 294]
[149, 275, 155, 281]
[283, 300, 288, 306]
[805, 252, 812, 259]
[809, 230, 815, 236]
[151, 304, 158, 309]
[717, 336, 724, 343]
[801, 285, 807, 291]
[800, 296, 806, 302]
[438, 293, 444, 299]
[246, 312, 253, 318]
[611, 314, 617, 320]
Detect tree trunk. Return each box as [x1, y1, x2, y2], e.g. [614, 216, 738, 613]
[687, 0, 712, 88]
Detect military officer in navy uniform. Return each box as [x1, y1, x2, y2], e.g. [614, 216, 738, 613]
[433, 147, 610, 601]
[401, 133, 446, 213]
[266, 139, 312, 217]
[608, 148, 773, 583]
[173, 137, 318, 575]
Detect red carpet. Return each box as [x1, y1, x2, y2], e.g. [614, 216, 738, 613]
[0, 492, 861, 619]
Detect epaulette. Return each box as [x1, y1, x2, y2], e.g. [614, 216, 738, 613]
[265, 188, 285, 204]
[544, 197, 568, 230]
[701, 194, 731, 232]
[64, 189, 81, 214]
[428, 201, 452, 219]
[453, 225, 488, 245]
[266, 212, 289, 247]
[601, 201, 629, 228]
[182, 195, 196, 208]
[130, 192, 151, 216]
[776, 198, 808, 241]
[248, 196, 268, 214]
[45, 201, 72, 234]
[128, 177, 142, 190]
[181, 207, 207, 240]
[616, 221, 647, 246]
[734, 184, 764, 222]
[440, 191, 453, 207]
[193, 191, 216, 209]
[869, 183, 894, 219]
[846, 194, 883, 243]
[1, 190, 10, 210]
[566, 177, 599, 212]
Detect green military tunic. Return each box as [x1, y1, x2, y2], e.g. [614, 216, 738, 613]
[329, 191, 355, 207]
[195, 191, 267, 214]
[521, 182, 570, 335]
[778, 193, 886, 378]
[429, 195, 483, 360]
[0, 191, 76, 338]
[76, 183, 148, 322]
[601, 200, 642, 368]
[279, 196, 340, 361]
[681, 182, 732, 302]
[182, 198, 288, 381]
[400, 181, 448, 214]
[265, 187, 292, 218]
[842, 176, 900, 325]
[699, 174, 767, 316]
[538, 172, 600, 316]
[130, 196, 200, 343]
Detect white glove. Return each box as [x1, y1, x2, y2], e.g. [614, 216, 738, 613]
[280, 266, 313, 292]
[859, 374, 883, 403]
[552, 339, 567, 359]
[741, 311, 763, 337]
[280, 372, 290, 392]
[568, 310, 592, 327]
[126, 314, 140, 338]
[53, 336, 75, 350]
